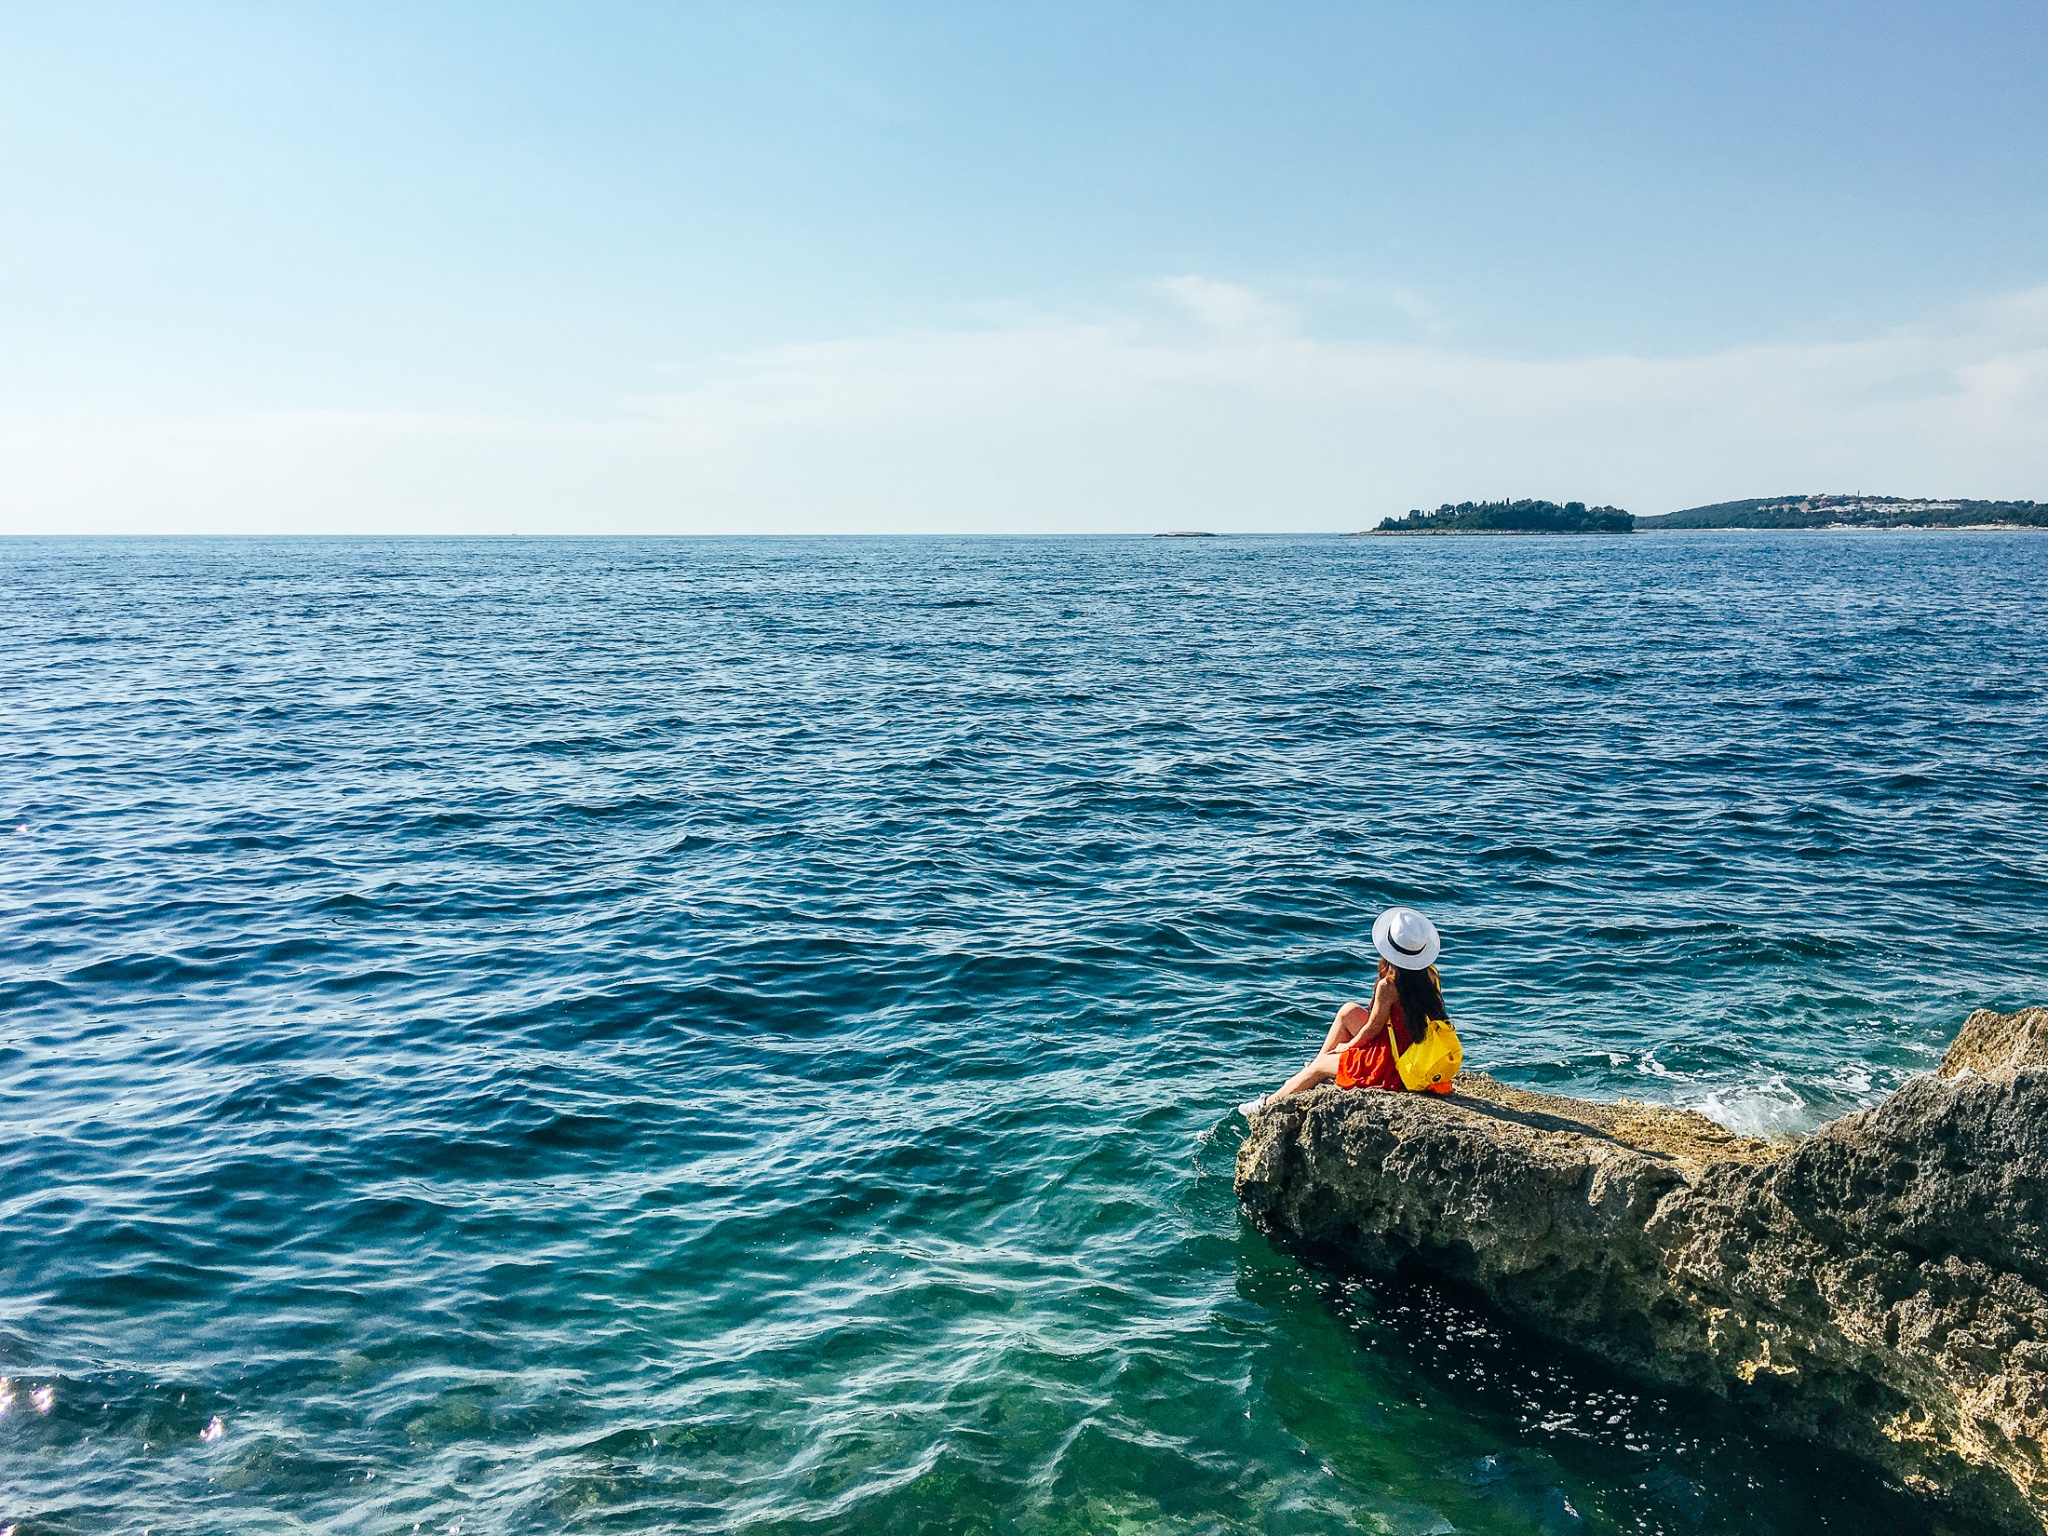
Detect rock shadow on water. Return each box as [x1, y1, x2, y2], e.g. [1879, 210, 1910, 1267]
[1241, 1245, 1940, 1536]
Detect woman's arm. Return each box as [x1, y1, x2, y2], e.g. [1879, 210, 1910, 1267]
[1323, 976, 1398, 1053]
[1355, 975, 1396, 1044]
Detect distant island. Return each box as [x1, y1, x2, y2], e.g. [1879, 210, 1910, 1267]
[1358, 493, 2046, 536]
[1365, 499, 1634, 535]
[1640, 494, 2048, 530]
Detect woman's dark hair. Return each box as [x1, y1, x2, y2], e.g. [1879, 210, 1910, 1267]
[1391, 964, 1447, 1044]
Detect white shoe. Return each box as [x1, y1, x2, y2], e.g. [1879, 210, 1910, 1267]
[1238, 1094, 1271, 1119]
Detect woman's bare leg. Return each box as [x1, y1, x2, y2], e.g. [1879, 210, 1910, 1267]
[1245, 1005, 1369, 1115]
[1319, 1002, 1369, 1055]
[1274, 1050, 1344, 1100]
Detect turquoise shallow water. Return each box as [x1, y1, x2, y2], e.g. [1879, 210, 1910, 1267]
[3, 532, 2045, 1536]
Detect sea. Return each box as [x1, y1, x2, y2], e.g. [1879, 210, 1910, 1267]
[3, 531, 2044, 1536]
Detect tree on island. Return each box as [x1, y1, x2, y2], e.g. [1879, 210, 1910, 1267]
[1373, 499, 1634, 534]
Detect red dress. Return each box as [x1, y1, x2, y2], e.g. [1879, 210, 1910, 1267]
[1336, 998, 1412, 1091]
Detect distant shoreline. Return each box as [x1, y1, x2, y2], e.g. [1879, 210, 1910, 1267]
[1361, 493, 2046, 536]
[1355, 528, 1630, 537]
[1636, 494, 2046, 531]
[1636, 522, 2048, 533]
[1356, 523, 2047, 536]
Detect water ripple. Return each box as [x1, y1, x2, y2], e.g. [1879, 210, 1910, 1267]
[3, 531, 2042, 1533]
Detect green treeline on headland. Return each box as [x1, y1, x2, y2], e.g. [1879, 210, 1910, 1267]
[1638, 494, 2048, 530]
[1369, 499, 1634, 535]
[1365, 492, 2047, 535]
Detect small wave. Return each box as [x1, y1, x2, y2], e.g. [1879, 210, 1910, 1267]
[1684, 1075, 1817, 1137]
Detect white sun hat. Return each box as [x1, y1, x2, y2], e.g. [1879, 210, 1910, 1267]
[1372, 906, 1441, 970]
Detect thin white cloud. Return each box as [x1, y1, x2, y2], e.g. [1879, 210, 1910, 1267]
[1155, 275, 1296, 339]
[5, 281, 2045, 534]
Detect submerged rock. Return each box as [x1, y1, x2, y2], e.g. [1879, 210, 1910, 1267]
[1235, 1007, 2048, 1534]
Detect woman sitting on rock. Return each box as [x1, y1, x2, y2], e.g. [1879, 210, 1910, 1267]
[1241, 907, 1449, 1116]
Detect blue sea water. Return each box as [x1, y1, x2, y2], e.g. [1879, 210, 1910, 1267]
[2, 531, 2045, 1536]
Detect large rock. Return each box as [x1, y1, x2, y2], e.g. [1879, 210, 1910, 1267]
[1235, 1007, 2048, 1534]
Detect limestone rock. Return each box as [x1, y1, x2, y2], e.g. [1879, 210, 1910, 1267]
[1235, 1007, 2048, 1534]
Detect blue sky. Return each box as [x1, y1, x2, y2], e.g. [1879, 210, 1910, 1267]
[5, 1, 2046, 533]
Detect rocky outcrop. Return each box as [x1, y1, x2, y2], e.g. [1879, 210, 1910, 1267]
[1235, 1007, 2048, 1534]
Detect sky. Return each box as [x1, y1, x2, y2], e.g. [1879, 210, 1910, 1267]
[3, 0, 2046, 534]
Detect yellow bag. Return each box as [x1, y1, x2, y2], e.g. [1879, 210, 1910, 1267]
[1394, 1017, 1462, 1093]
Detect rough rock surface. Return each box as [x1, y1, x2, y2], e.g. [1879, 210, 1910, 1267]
[1235, 1007, 2048, 1534]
